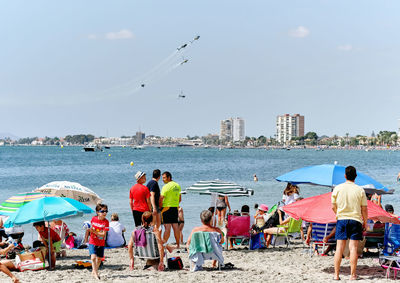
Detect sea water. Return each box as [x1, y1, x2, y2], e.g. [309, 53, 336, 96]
[1, 146, 400, 242]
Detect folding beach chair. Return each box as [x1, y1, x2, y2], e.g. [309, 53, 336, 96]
[364, 220, 384, 249]
[189, 231, 224, 271]
[273, 218, 302, 248]
[309, 223, 336, 257]
[226, 215, 251, 250]
[379, 223, 400, 279]
[134, 229, 167, 269]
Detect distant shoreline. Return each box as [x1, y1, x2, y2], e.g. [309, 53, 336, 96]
[1, 144, 399, 151]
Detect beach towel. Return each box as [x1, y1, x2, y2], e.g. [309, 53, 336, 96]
[189, 232, 224, 271]
[189, 231, 213, 257]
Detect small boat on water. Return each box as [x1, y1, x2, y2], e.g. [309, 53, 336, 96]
[83, 144, 103, 152]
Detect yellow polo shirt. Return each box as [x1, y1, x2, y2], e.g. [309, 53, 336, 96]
[331, 181, 367, 223]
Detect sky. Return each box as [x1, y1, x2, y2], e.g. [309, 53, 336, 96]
[1, 0, 400, 139]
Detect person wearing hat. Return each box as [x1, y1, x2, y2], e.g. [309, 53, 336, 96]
[129, 171, 151, 227]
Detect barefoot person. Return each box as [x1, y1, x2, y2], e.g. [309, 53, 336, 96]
[331, 166, 367, 281]
[147, 169, 162, 229]
[160, 171, 181, 249]
[0, 243, 19, 283]
[89, 204, 109, 280]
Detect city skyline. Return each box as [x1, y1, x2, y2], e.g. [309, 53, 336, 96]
[2, 1, 400, 138]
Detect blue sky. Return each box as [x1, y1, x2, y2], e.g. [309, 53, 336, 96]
[1, 0, 400, 138]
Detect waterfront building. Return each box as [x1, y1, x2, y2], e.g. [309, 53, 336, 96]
[220, 117, 245, 142]
[136, 131, 145, 145]
[232, 117, 245, 142]
[220, 119, 233, 141]
[276, 114, 304, 144]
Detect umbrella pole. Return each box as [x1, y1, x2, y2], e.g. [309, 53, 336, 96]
[214, 194, 217, 227]
[47, 221, 51, 270]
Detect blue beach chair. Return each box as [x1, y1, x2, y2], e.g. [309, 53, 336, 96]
[379, 223, 400, 279]
[309, 223, 336, 256]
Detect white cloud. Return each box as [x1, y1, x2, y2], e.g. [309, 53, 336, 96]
[288, 26, 310, 38]
[87, 34, 97, 40]
[337, 44, 353, 51]
[105, 29, 134, 40]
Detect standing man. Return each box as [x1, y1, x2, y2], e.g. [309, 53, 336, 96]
[129, 171, 151, 227]
[147, 169, 162, 230]
[331, 166, 368, 281]
[159, 171, 181, 249]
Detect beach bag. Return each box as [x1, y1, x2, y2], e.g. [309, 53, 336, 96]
[250, 233, 264, 250]
[65, 235, 75, 249]
[134, 227, 147, 247]
[167, 256, 183, 270]
[18, 258, 46, 272]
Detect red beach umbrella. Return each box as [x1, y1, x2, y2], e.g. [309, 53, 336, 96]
[282, 192, 400, 224]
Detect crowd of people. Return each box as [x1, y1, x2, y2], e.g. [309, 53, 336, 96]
[1, 166, 399, 281]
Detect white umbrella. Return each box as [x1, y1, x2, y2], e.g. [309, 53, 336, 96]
[34, 181, 101, 205]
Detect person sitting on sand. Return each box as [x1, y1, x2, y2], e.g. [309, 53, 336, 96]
[263, 209, 292, 248]
[33, 221, 62, 270]
[106, 213, 126, 248]
[128, 211, 175, 271]
[0, 243, 19, 283]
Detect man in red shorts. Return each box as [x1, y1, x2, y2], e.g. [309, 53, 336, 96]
[129, 171, 151, 227]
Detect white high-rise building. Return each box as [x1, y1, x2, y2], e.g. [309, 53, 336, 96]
[220, 117, 245, 142]
[232, 117, 245, 142]
[276, 114, 304, 144]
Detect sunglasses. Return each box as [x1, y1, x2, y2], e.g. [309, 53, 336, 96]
[99, 210, 108, 213]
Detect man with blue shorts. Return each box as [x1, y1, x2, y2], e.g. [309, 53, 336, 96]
[331, 166, 368, 281]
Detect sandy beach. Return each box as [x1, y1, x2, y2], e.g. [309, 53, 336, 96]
[3, 240, 387, 283]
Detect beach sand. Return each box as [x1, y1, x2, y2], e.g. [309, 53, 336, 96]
[3, 241, 387, 283]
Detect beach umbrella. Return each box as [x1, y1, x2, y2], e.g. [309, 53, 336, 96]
[0, 192, 48, 216]
[282, 192, 400, 224]
[276, 164, 394, 195]
[34, 181, 102, 205]
[186, 180, 254, 226]
[186, 180, 254, 195]
[4, 196, 93, 270]
[4, 196, 94, 228]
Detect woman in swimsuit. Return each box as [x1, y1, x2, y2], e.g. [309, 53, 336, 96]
[216, 195, 230, 226]
[178, 207, 184, 245]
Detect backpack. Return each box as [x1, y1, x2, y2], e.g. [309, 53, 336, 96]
[167, 257, 183, 270]
[134, 227, 147, 247]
